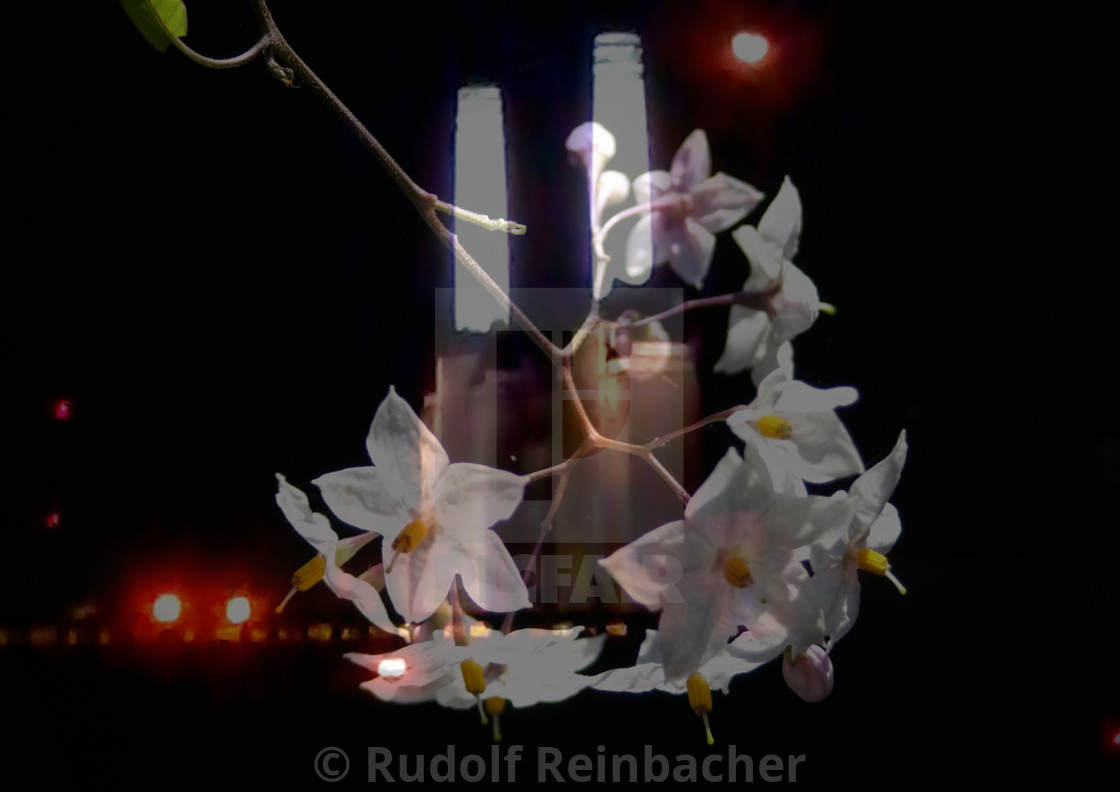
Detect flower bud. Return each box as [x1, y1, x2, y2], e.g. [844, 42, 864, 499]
[782, 645, 834, 702]
[596, 170, 630, 217]
[566, 122, 617, 176]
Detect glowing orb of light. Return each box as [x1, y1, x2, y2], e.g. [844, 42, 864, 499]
[378, 658, 407, 677]
[152, 593, 181, 623]
[732, 32, 769, 64]
[225, 596, 251, 625]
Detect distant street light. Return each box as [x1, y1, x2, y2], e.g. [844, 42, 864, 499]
[732, 31, 769, 64]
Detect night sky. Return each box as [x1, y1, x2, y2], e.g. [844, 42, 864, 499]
[7, 1, 1118, 785]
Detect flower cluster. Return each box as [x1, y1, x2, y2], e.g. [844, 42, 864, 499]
[273, 124, 911, 744]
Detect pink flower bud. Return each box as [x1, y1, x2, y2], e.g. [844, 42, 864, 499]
[782, 645, 834, 702]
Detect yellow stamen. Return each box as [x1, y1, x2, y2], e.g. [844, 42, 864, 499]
[855, 547, 889, 574]
[484, 697, 506, 743]
[460, 659, 485, 694]
[754, 414, 793, 440]
[723, 556, 753, 588]
[385, 519, 429, 573]
[392, 519, 429, 553]
[460, 659, 488, 724]
[276, 555, 327, 613]
[855, 547, 908, 595]
[293, 555, 327, 590]
[818, 301, 837, 315]
[686, 673, 715, 746]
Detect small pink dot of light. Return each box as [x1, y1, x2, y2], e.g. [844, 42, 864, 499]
[46, 512, 61, 529]
[732, 32, 769, 65]
[225, 596, 251, 625]
[54, 400, 72, 420]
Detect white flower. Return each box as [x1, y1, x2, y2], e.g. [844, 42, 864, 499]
[274, 474, 398, 636]
[313, 387, 530, 624]
[599, 448, 855, 682]
[727, 368, 864, 486]
[714, 177, 826, 384]
[347, 625, 604, 740]
[592, 627, 788, 746]
[625, 130, 764, 289]
[809, 431, 908, 644]
[591, 628, 774, 696]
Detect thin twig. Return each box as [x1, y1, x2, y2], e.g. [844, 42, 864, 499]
[434, 201, 526, 235]
[646, 407, 747, 449]
[169, 34, 270, 68]
[603, 283, 783, 331]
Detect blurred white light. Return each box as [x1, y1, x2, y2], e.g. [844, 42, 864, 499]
[732, 32, 769, 64]
[378, 658, 407, 677]
[225, 596, 251, 625]
[152, 593, 181, 623]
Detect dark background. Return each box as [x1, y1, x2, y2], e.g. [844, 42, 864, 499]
[6, 0, 1117, 785]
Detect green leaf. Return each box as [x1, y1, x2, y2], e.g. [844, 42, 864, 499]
[120, 0, 188, 53]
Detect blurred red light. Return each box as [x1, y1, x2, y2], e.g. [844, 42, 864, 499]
[225, 596, 251, 625]
[152, 593, 181, 623]
[46, 512, 61, 530]
[54, 400, 72, 420]
[732, 31, 769, 64]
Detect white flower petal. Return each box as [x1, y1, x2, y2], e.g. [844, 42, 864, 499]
[780, 410, 864, 483]
[599, 520, 695, 610]
[868, 502, 902, 554]
[670, 129, 711, 193]
[433, 463, 527, 537]
[849, 430, 908, 540]
[818, 565, 860, 643]
[455, 529, 532, 614]
[698, 646, 769, 692]
[726, 611, 790, 662]
[736, 437, 808, 498]
[713, 306, 769, 375]
[313, 466, 408, 534]
[691, 172, 765, 233]
[590, 663, 666, 693]
[759, 489, 857, 557]
[366, 387, 449, 508]
[624, 212, 657, 283]
[731, 225, 783, 286]
[631, 170, 672, 207]
[684, 448, 745, 525]
[750, 337, 794, 388]
[335, 531, 380, 566]
[757, 176, 802, 261]
[666, 218, 716, 289]
[324, 561, 399, 636]
[772, 262, 820, 343]
[657, 573, 741, 681]
[385, 534, 458, 624]
[275, 474, 337, 556]
[773, 379, 858, 414]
